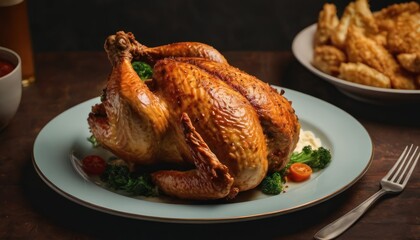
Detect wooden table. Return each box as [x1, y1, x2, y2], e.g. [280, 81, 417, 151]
[1, 51, 419, 239]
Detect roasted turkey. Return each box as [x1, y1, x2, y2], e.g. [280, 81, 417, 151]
[88, 31, 300, 200]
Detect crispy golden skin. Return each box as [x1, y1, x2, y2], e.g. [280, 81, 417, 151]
[313, 45, 346, 76]
[397, 52, 420, 73]
[330, 2, 355, 49]
[174, 57, 300, 172]
[374, 2, 419, 30]
[387, 12, 420, 55]
[391, 71, 417, 90]
[345, 25, 416, 89]
[314, 3, 339, 46]
[105, 31, 228, 65]
[89, 31, 300, 200]
[345, 25, 398, 76]
[339, 62, 391, 88]
[352, 0, 378, 34]
[374, 2, 419, 50]
[152, 59, 268, 199]
[330, 0, 378, 49]
[152, 112, 235, 200]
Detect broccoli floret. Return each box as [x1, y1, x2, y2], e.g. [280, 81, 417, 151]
[100, 164, 129, 188]
[260, 172, 284, 195]
[260, 145, 332, 195]
[288, 145, 332, 171]
[123, 174, 157, 197]
[87, 135, 100, 148]
[131, 61, 153, 80]
[101, 165, 158, 197]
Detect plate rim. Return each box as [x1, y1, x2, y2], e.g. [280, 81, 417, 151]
[32, 87, 373, 223]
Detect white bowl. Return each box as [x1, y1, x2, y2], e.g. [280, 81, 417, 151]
[292, 24, 420, 105]
[0, 46, 22, 130]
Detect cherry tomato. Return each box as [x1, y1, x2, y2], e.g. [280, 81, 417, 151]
[82, 155, 107, 175]
[287, 163, 312, 182]
[0, 60, 14, 77]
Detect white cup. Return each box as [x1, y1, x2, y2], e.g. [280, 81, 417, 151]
[0, 46, 22, 130]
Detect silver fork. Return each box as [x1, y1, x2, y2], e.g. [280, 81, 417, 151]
[314, 144, 420, 240]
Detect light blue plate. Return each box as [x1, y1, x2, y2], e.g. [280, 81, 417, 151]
[32, 86, 373, 223]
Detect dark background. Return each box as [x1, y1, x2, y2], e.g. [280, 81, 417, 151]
[27, 0, 407, 53]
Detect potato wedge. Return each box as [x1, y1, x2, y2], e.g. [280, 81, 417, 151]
[339, 62, 391, 88]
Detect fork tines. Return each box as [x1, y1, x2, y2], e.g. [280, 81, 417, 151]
[386, 145, 420, 186]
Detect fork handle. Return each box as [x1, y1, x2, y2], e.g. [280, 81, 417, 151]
[314, 189, 388, 240]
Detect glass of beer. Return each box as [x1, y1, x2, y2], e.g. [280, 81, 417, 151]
[0, 0, 35, 87]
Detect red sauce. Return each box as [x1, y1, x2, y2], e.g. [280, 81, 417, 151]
[0, 59, 15, 77]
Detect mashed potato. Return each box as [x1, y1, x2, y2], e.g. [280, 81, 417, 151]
[294, 129, 322, 152]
